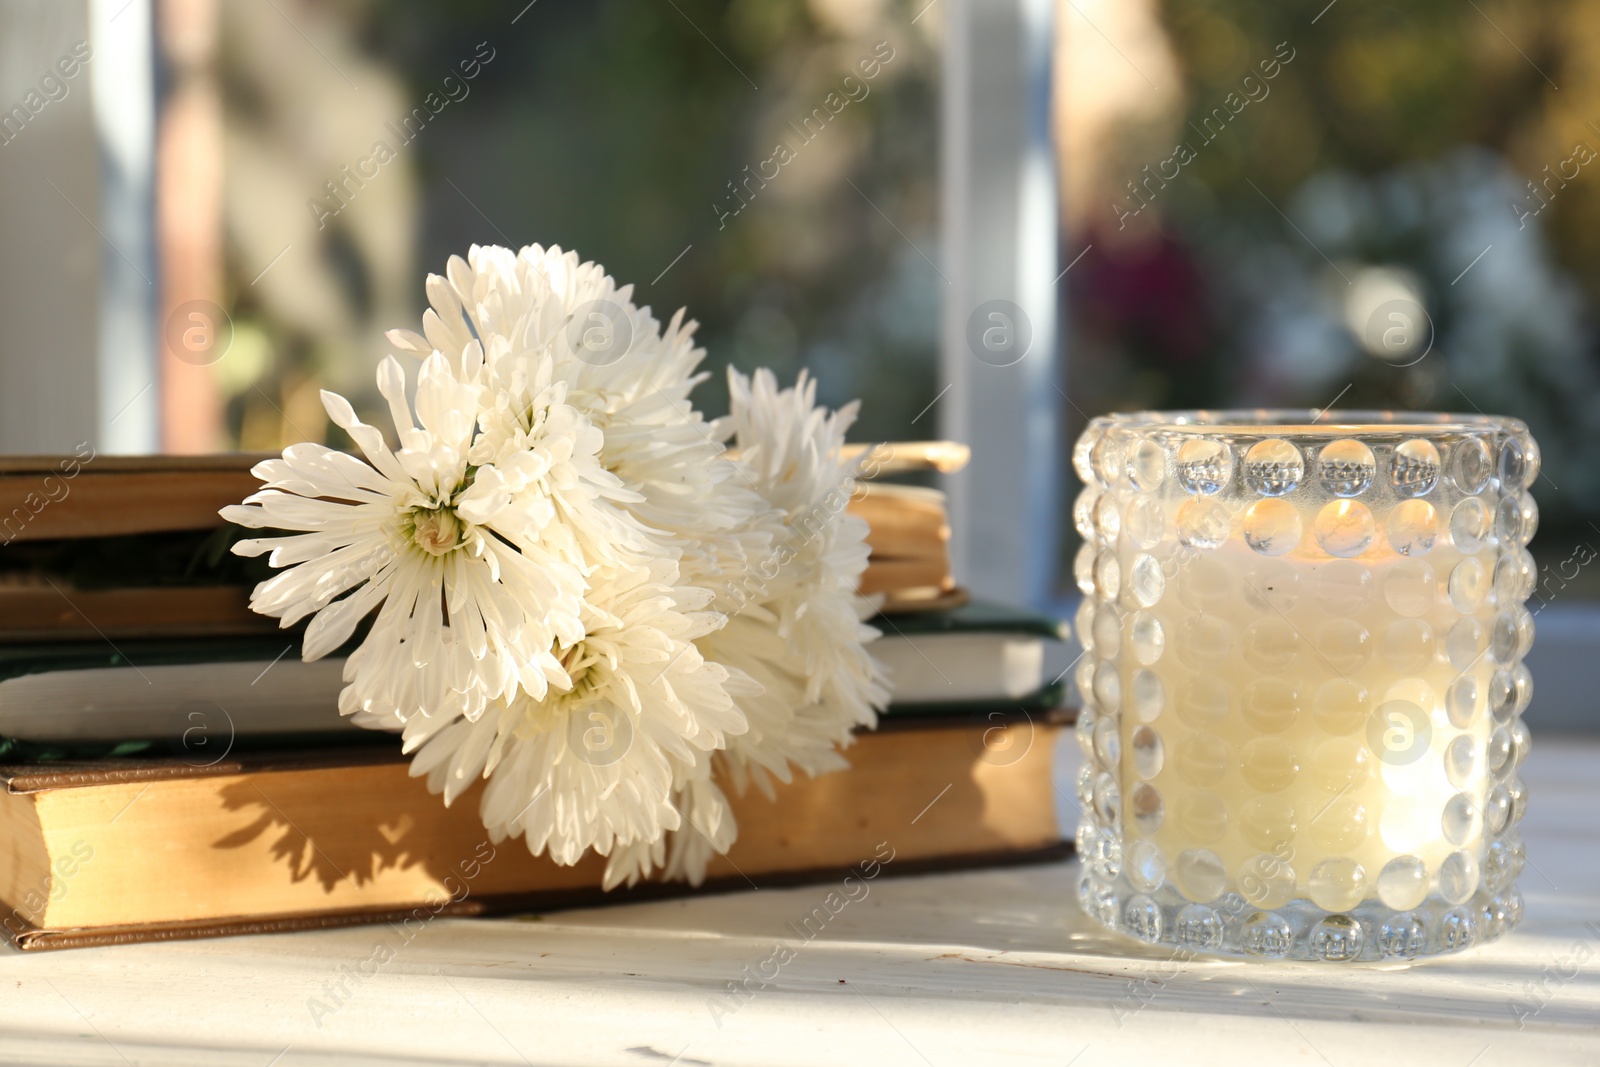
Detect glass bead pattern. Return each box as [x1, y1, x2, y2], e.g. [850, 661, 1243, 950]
[1072, 411, 1537, 962]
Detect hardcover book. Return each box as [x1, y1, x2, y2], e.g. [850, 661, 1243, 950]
[0, 714, 1067, 950]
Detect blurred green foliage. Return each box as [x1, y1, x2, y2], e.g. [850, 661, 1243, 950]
[1069, 0, 1600, 558]
[223, 0, 941, 448]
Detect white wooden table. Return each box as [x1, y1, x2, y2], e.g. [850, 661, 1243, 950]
[2, 737, 1597, 1067]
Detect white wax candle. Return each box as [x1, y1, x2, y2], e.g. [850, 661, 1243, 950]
[1095, 530, 1521, 914]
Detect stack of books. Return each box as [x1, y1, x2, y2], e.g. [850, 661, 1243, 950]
[852, 482, 956, 608]
[0, 449, 1068, 949]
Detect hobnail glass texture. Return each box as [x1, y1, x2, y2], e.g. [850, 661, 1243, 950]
[1072, 411, 1538, 961]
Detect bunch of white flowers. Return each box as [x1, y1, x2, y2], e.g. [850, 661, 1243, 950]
[224, 244, 887, 883]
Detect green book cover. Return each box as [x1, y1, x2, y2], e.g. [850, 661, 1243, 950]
[1, 598, 1066, 687]
[0, 600, 1068, 761]
[870, 598, 1067, 641]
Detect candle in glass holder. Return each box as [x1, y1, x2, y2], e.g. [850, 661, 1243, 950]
[1072, 411, 1537, 961]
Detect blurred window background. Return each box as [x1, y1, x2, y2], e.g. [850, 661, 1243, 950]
[0, 0, 945, 454]
[210, 0, 945, 453]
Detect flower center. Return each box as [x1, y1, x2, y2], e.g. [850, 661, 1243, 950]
[514, 640, 604, 740]
[555, 641, 599, 696]
[407, 506, 464, 556]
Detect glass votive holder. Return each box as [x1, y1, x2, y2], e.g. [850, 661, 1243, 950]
[1071, 410, 1538, 962]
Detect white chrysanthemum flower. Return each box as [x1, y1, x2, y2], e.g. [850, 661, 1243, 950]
[360, 558, 753, 870]
[223, 353, 629, 722]
[364, 244, 770, 869]
[604, 770, 738, 890]
[713, 368, 889, 779]
[609, 369, 890, 886]
[229, 243, 888, 887]
[385, 243, 769, 606]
